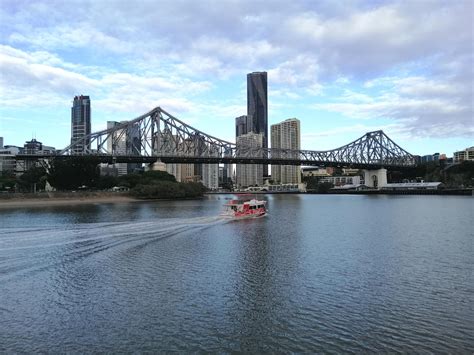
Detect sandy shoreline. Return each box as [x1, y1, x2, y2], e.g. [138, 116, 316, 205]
[0, 195, 141, 209]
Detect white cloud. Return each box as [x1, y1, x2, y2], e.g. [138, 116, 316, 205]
[313, 74, 473, 137]
[0, 45, 212, 116]
[276, 1, 472, 77]
[9, 23, 133, 54]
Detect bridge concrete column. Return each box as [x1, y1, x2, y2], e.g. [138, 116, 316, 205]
[363, 168, 387, 189]
[149, 160, 167, 172]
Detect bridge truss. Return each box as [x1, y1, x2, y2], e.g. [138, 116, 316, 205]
[20, 107, 416, 169]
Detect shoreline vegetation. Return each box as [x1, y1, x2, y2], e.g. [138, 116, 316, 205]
[0, 167, 208, 209]
[1, 188, 472, 210]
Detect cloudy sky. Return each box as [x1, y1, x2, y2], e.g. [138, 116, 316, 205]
[0, 0, 472, 155]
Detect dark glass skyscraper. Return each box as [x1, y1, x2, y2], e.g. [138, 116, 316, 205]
[247, 71, 268, 176]
[71, 95, 91, 154]
[235, 115, 248, 137]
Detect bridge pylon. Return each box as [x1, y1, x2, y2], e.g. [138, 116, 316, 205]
[363, 168, 387, 189]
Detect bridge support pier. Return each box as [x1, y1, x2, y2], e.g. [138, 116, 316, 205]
[363, 168, 387, 189]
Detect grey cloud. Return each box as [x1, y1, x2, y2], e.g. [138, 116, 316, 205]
[4, 1, 471, 80]
[313, 71, 473, 138]
[1, 0, 472, 139]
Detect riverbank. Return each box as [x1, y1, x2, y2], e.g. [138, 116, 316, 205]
[0, 192, 139, 209]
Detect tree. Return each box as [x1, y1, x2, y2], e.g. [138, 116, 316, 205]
[316, 182, 334, 193]
[18, 166, 47, 192]
[140, 170, 176, 183]
[302, 176, 334, 193]
[95, 175, 119, 190]
[179, 182, 206, 197]
[48, 157, 101, 190]
[445, 161, 474, 187]
[117, 173, 142, 188]
[0, 173, 17, 191]
[302, 176, 319, 190]
[132, 181, 185, 199]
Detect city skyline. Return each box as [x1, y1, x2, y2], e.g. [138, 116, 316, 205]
[0, 1, 472, 156]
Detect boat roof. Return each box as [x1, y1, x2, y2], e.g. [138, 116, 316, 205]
[224, 198, 266, 205]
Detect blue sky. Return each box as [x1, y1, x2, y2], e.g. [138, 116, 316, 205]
[0, 0, 472, 156]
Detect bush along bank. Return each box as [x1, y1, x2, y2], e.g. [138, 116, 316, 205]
[124, 170, 205, 199]
[131, 180, 206, 199]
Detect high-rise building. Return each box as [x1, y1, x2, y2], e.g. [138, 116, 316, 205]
[222, 147, 233, 187]
[247, 72, 268, 176]
[0, 137, 3, 149]
[236, 132, 264, 188]
[235, 115, 249, 137]
[71, 95, 91, 154]
[193, 134, 206, 181]
[159, 131, 199, 183]
[234, 115, 251, 187]
[106, 121, 141, 176]
[160, 131, 182, 182]
[166, 163, 182, 182]
[271, 118, 301, 184]
[180, 163, 195, 182]
[202, 146, 219, 190]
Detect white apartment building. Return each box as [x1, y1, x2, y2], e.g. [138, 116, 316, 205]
[453, 147, 474, 162]
[236, 132, 264, 187]
[0, 145, 20, 176]
[202, 163, 219, 189]
[202, 146, 219, 189]
[271, 118, 301, 184]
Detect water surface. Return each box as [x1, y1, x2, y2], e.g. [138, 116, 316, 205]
[1, 195, 472, 352]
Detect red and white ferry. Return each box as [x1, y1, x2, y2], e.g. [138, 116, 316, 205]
[221, 197, 267, 219]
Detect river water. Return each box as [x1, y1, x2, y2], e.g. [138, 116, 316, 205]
[0, 194, 472, 352]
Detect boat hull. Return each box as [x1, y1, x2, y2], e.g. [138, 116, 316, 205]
[221, 211, 267, 220]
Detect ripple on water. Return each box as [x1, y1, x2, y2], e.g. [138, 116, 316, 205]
[0, 196, 473, 352]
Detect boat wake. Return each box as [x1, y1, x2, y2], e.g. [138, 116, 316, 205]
[0, 215, 228, 281]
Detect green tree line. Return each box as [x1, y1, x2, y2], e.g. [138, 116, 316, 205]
[1, 157, 207, 198]
[389, 161, 474, 187]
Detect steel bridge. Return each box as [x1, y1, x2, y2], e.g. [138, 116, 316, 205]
[17, 106, 416, 169]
